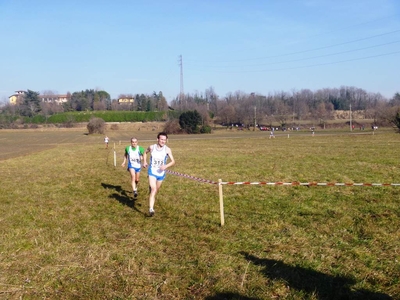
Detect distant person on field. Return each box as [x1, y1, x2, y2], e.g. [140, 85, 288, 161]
[143, 132, 175, 217]
[104, 136, 109, 148]
[269, 130, 275, 139]
[121, 137, 144, 198]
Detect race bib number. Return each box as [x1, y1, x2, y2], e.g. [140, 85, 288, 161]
[152, 159, 164, 167]
[130, 158, 140, 164]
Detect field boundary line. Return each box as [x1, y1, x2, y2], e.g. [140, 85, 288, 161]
[165, 170, 400, 187]
[166, 170, 400, 226]
[219, 181, 400, 186]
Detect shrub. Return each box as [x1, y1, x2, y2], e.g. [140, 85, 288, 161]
[179, 110, 202, 134]
[87, 117, 105, 134]
[163, 119, 182, 134]
[200, 125, 212, 133]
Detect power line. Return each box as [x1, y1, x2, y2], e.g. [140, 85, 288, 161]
[186, 40, 400, 69]
[198, 13, 400, 58]
[286, 14, 400, 42]
[190, 50, 400, 73]
[240, 51, 400, 73]
[186, 29, 400, 63]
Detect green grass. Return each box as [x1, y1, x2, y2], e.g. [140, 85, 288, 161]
[0, 128, 399, 299]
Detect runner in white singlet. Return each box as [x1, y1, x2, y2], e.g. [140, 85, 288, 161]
[121, 138, 144, 198]
[143, 132, 175, 217]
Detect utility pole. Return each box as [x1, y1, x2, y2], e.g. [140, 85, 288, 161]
[349, 103, 352, 131]
[179, 55, 184, 109]
[254, 106, 256, 131]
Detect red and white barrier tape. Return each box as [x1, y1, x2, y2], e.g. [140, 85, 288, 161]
[166, 170, 400, 187]
[166, 170, 218, 184]
[219, 181, 400, 186]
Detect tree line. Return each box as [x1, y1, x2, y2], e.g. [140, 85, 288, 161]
[2, 89, 169, 116]
[170, 86, 400, 129]
[1, 86, 399, 131]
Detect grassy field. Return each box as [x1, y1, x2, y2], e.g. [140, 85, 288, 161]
[0, 126, 399, 299]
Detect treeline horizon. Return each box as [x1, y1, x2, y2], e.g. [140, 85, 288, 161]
[1, 86, 399, 128]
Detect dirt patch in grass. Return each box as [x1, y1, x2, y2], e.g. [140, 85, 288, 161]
[0, 122, 166, 161]
[105, 121, 165, 132]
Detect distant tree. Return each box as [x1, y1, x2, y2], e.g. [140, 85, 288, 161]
[136, 94, 147, 111]
[93, 99, 106, 111]
[313, 102, 333, 128]
[40, 90, 57, 97]
[218, 103, 236, 125]
[67, 89, 111, 111]
[274, 100, 291, 128]
[96, 90, 111, 110]
[40, 101, 63, 122]
[157, 91, 168, 111]
[20, 90, 41, 117]
[393, 109, 400, 132]
[146, 98, 153, 111]
[385, 93, 400, 132]
[70, 91, 88, 111]
[62, 92, 74, 112]
[111, 99, 122, 111]
[205, 86, 218, 115]
[389, 93, 400, 107]
[179, 110, 202, 133]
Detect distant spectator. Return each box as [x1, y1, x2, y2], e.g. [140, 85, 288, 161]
[269, 131, 275, 139]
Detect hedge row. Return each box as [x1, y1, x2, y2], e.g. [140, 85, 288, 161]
[25, 111, 181, 124]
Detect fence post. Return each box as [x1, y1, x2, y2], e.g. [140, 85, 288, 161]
[113, 143, 116, 167]
[219, 179, 225, 226]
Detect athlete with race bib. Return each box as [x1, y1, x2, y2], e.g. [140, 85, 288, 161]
[143, 132, 175, 217]
[121, 137, 145, 198]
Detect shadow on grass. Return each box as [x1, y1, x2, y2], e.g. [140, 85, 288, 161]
[240, 252, 392, 300]
[101, 183, 145, 216]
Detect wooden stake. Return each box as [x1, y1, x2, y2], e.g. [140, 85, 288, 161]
[113, 143, 116, 167]
[219, 179, 225, 226]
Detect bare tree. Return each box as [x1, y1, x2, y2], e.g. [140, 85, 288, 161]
[274, 100, 291, 127]
[218, 103, 236, 125]
[205, 86, 218, 115]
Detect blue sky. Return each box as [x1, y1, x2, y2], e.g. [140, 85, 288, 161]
[1, 0, 399, 104]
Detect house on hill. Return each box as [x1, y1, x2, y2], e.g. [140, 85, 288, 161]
[9, 90, 69, 105]
[8, 90, 26, 105]
[118, 96, 134, 104]
[39, 94, 69, 105]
